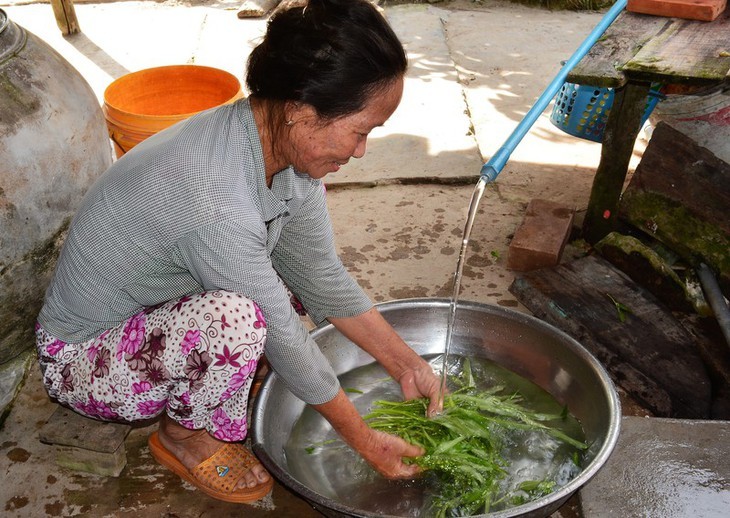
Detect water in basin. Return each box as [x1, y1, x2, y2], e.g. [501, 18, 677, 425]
[284, 354, 585, 516]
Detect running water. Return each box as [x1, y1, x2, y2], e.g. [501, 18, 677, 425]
[440, 176, 489, 399]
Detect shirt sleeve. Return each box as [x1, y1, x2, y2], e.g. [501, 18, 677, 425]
[174, 211, 344, 405]
[271, 181, 374, 326]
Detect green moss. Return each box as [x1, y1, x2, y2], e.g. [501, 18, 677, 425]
[597, 232, 683, 283]
[595, 232, 707, 313]
[620, 191, 729, 289]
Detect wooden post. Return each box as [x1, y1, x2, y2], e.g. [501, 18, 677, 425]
[50, 0, 80, 35]
[582, 81, 651, 244]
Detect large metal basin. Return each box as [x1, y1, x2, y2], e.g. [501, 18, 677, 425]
[251, 298, 621, 517]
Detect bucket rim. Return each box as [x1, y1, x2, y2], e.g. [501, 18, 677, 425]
[103, 64, 241, 94]
[102, 92, 243, 127]
[103, 64, 243, 120]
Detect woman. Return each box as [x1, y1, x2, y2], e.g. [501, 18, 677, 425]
[35, 0, 442, 504]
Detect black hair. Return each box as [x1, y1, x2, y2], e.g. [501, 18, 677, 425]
[246, 0, 407, 120]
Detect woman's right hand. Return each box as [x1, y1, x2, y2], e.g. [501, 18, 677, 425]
[313, 388, 425, 480]
[356, 427, 425, 479]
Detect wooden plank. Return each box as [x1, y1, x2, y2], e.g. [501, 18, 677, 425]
[272, 0, 306, 15]
[237, 0, 280, 19]
[509, 255, 713, 419]
[619, 121, 730, 289]
[628, 0, 728, 22]
[568, 11, 670, 88]
[622, 9, 730, 84]
[623, 122, 730, 235]
[50, 0, 80, 35]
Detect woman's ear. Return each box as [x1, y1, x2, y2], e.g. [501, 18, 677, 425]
[284, 101, 317, 126]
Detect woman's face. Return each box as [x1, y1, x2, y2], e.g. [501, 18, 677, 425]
[285, 78, 404, 179]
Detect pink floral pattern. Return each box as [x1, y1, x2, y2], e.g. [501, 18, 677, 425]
[210, 407, 248, 441]
[75, 395, 120, 421]
[137, 398, 167, 416]
[180, 329, 201, 355]
[36, 291, 271, 440]
[46, 339, 67, 356]
[133, 381, 152, 394]
[117, 312, 146, 360]
[221, 359, 258, 402]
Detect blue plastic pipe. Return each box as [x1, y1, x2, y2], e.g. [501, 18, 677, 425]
[480, 0, 628, 182]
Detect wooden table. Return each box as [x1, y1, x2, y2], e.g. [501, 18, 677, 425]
[568, 8, 730, 243]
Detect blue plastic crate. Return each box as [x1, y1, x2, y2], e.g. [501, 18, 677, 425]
[550, 82, 663, 143]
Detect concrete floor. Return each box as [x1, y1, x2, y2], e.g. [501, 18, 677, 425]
[3, 1, 728, 517]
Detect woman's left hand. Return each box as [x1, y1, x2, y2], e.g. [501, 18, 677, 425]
[330, 307, 445, 416]
[398, 365, 443, 417]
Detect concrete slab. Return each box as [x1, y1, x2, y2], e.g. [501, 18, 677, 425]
[0, 362, 321, 516]
[443, 4, 649, 212]
[329, 4, 484, 184]
[2, 1, 266, 104]
[326, 182, 525, 308]
[580, 416, 730, 517]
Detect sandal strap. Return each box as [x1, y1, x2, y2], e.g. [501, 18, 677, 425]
[190, 443, 259, 495]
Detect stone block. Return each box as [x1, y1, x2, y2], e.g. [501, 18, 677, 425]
[39, 406, 131, 477]
[507, 199, 574, 272]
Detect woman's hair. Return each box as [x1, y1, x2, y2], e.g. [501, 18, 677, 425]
[246, 0, 407, 120]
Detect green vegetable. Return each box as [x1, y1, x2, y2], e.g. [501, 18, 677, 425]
[363, 366, 587, 517]
[303, 439, 338, 455]
[606, 292, 633, 322]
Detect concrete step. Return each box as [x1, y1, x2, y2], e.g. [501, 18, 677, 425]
[39, 406, 131, 477]
[580, 415, 730, 517]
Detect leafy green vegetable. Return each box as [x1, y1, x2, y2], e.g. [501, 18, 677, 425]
[344, 387, 364, 394]
[303, 439, 338, 455]
[363, 366, 587, 517]
[606, 292, 633, 322]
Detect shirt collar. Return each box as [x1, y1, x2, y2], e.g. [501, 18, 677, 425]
[239, 99, 294, 223]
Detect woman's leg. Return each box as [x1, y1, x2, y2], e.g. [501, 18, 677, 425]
[37, 290, 270, 490]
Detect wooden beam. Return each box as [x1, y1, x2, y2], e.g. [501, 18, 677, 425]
[510, 255, 713, 419]
[237, 0, 280, 19]
[50, 0, 80, 35]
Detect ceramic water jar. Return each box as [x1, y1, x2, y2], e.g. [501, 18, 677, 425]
[0, 9, 112, 407]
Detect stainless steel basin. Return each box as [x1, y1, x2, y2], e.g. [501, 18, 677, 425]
[251, 298, 621, 517]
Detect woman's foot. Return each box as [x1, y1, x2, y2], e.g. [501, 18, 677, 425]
[156, 413, 271, 490]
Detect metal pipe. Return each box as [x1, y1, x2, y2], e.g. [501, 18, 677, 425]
[697, 263, 730, 347]
[480, 0, 628, 182]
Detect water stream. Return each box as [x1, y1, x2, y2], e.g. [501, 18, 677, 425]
[440, 176, 489, 400]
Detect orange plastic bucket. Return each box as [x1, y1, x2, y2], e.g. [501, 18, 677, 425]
[103, 65, 243, 158]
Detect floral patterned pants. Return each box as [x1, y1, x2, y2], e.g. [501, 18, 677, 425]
[36, 291, 268, 442]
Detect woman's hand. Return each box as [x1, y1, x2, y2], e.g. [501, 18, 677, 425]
[313, 389, 426, 479]
[357, 428, 425, 479]
[398, 366, 444, 417]
[329, 307, 445, 415]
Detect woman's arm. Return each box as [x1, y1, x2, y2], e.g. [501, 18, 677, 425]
[316, 307, 444, 479]
[312, 388, 425, 478]
[329, 307, 443, 416]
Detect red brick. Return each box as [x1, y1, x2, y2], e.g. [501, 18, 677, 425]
[507, 199, 575, 272]
[627, 0, 727, 22]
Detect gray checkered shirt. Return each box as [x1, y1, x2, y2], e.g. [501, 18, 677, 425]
[38, 98, 373, 404]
